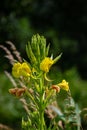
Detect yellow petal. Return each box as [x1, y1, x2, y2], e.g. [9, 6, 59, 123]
[20, 62, 31, 77]
[58, 80, 69, 91]
[12, 62, 31, 78]
[12, 62, 21, 78]
[40, 57, 54, 73]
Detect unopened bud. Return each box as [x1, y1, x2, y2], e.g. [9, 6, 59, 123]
[51, 85, 60, 93]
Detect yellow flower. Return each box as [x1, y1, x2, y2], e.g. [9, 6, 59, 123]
[12, 62, 31, 78]
[58, 80, 69, 91]
[40, 57, 54, 73]
[19, 62, 31, 77]
[12, 62, 21, 78]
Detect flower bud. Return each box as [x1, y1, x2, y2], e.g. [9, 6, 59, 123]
[51, 85, 60, 93]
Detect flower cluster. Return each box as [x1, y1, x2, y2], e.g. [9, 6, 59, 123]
[12, 60, 69, 93]
[1, 34, 83, 130]
[9, 34, 71, 130]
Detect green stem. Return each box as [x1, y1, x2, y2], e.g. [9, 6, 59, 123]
[25, 90, 39, 110]
[39, 77, 45, 130]
[40, 110, 45, 130]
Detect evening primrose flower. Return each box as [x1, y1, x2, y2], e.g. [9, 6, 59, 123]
[40, 57, 54, 73]
[58, 80, 69, 91]
[19, 62, 31, 77]
[12, 62, 21, 78]
[12, 62, 31, 78]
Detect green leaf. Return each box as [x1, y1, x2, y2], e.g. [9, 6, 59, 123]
[46, 43, 50, 57]
[26, 42, 37, 65]
[53, 53, 62, 64]
[39, 36, 46, 60]
[31, 34, 40, 62]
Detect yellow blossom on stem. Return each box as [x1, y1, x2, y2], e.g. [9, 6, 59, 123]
[12, 62, 31, 78]
[58, 80, 69, 91]
[12, 62, 21, 78]
[20, 62, 31, 77]
[40, 57, 54, 73]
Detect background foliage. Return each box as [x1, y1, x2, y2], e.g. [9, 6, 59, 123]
[0, 0, 87, 129]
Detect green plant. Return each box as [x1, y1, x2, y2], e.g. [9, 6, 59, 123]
[1, 34, 86, 130]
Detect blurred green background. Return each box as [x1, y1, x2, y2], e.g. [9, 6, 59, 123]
[0, 0, 87, 129]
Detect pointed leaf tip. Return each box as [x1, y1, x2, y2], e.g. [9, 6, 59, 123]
[53, 53, 62, 64]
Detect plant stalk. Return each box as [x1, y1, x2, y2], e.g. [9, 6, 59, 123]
[39, 77, 45, 130]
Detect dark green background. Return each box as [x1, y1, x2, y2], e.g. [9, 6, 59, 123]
[0, 0, 87, 129]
